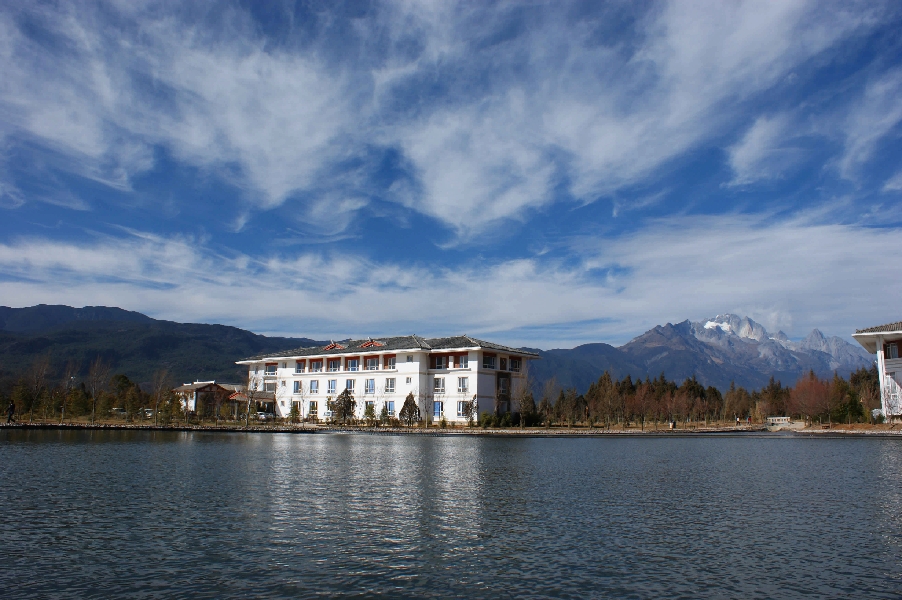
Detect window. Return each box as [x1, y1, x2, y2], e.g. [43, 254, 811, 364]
[310, 360, 323, 373]
[406, 377, 412, 384]
[459, 355, 469, 369]
[328, 359, 341, 372]
[433, 401, 443, 418]
[407, 355, 413, 362]
[458, 377, 469, 394]
[347, 359, 359, 372]
[264, 382, 276, 392]
[365, 357, 378, 370]
[457, 401, 470, 417]
[265, 364, 277, 375]
[889, 343, 900, 359]
[433, 355, 447, 369]
[365, 379, 375, 394]
[386, 400, 395, 415]
[499, 378, 509, 394]
[293, 381, 301, 393]
[434, 377, 445, 393]
[281, 400, 285, 407]
[510, 358, 521, 372]
[309, 401, 318, 416]
[483, 355, 496, 369]
[254, 366, 259, 374]
[500, 358, 508, 371]
[295, 361, 305, 374]
[365, 400, 374, 414]
[346, 379, 355, 392]
[281, 380, 286, 387]
[327, 380, 336, 395]
[280, 362, 286, 369]
[386, 378, 395, 393]
[385, 356, 396, 369]
[310, 380, 319, 394]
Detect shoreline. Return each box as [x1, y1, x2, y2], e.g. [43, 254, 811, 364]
[3, 422, 901, 437]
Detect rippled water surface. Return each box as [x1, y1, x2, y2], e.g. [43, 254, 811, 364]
[2, 430, 901, 598]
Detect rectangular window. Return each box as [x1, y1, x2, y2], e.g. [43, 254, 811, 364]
[483, 355, 496, 369]
[365, 400, 374, 411]
[386, 378, 395, 393]
[264, 382, 276, 392]
[500, 357, 508, 371]
[346, 379, 355, 392]
[295, 361, 305, 373]
[310, 380, 319, 394]
[457, 401, 469, 417]
[327, 380, 336, 395]
[510, 358, 521, 372]
[499, 379, 509, 394]
[433, 401, 443, 418]
[386, 400, 395, 415]
[406, 377, 412, 384]
[407, 355, 413, 362]
[328, 359, 341, 372]
[434, 377, 445, 393]
[385, 356, 396, 369]
[889, 344, 900, 359]
[309, 401, 318, 416]
[310, 360, 323, 373]
[347, 359, 359, 372]
[280, 380, 286, 387]
[365, 357, 378, 370]
[293, 381, 301, 393]
[265, 364, 277, 375]
[459, 355, 469, 369]
[458, 377, 469, 394]
[280, 362, 286, 369]
[433, 355, 447, 369]
[365, 379, 375, 394]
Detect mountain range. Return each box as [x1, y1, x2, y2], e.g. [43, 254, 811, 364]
[0, 305, 874, 392]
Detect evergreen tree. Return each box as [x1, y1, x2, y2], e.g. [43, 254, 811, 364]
[399, 392, 419, 427]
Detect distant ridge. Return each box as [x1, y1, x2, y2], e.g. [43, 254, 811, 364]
[0, 305, 325, 384]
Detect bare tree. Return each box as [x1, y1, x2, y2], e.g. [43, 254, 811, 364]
[151, 369, 171, 426]
[26, 355, 51, 422]
[87, 357, 110, 425]
[59, 360, 78, 424]
[244, 369, 261, 428]
[511, 363, 536, 429]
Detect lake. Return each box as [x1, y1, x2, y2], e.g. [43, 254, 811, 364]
[1, 430, 901, 598]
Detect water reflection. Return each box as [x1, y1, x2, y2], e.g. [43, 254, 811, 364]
[1, 430, 901, 598]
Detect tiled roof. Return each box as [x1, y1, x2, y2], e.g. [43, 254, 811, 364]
[855, 321, 902, 334]
[239, 334, 539, 362]
[173, 382, 245, 392]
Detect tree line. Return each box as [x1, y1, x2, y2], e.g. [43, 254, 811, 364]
[510, 367, 881, 428]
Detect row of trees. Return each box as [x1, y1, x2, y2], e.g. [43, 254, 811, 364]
[1, 356, 181, 425]
[511, 367, 881, 428]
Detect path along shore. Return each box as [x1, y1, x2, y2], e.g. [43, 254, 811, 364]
[3, 422, 902, 437]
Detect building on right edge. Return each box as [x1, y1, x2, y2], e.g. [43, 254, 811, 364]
[853, 321, 902, 420]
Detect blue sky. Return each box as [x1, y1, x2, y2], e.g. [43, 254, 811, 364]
[1, 1, 902, 348]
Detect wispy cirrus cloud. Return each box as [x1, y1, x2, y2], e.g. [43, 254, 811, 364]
[0, 1, 888, 236]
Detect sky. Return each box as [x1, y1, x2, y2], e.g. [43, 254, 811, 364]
[1, 0, 902, 348]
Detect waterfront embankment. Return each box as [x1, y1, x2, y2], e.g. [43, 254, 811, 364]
[4, 420, 901, 436]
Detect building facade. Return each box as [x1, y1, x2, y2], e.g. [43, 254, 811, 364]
[853, 322, 902, 420]
[236, 335, 539, 422]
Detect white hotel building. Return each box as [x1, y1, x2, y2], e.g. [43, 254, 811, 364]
[236, 335, 539, 423]
[853, 321, 902, 420]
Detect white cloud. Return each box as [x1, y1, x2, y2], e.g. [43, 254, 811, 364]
[0, 1, 882, 235]
[883, 170, 902, 192]
[840, 67, 902, 179]
[1, 214, 899, 347]
[727, 114, 796, 185]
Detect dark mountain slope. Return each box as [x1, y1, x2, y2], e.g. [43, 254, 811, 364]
[0, 306, 323, 385]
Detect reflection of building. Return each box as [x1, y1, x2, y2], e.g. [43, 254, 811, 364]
[173, 381, 246, 418]
[236, 335, 539, 422]
[853, 322, 901, 419]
